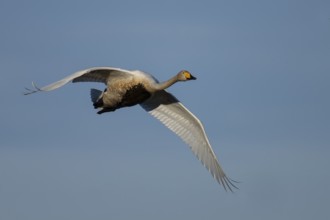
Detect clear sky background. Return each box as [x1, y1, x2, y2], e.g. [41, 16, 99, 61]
[1, 0, 330, 219]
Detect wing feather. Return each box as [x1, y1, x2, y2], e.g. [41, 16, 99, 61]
[140, 90, 237, 191]
[24, 67, 133, 95]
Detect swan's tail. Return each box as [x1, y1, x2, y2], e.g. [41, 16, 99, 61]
[90, 89, 104, 108]
[90, 88, 115, 114]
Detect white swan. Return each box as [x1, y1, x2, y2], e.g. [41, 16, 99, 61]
[24, 67, 237, 191]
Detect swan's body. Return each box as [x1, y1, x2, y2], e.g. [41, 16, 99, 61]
[25, 67, 237, 191]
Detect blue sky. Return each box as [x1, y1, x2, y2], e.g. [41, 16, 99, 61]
[1, 0, 330, 219]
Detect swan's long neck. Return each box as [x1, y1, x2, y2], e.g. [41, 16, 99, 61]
[152, 75, 179, 91]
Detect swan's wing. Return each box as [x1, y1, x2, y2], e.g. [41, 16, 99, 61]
[24, 67, 133, 95]
[140, 90, 237, 191]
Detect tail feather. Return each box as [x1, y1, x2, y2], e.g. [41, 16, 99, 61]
[90, 88, 103, 104]
[90, 88, 113, 114]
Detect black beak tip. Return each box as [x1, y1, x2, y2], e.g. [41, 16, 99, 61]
[191, 75, 197, 80]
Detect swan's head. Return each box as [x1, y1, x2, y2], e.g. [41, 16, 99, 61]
[177, 70, 197, 81]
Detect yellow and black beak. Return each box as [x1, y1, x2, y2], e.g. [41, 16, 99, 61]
[183, 70, 197, 80]
[189, 74, 197, 80]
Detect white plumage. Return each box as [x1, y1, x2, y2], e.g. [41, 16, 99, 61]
[25, 67, 237, 191]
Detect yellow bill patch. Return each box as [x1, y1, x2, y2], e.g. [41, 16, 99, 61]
[183, 71, 192, 79]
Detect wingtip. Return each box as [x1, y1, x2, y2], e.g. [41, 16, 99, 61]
[222, 176, 240, 192]
[23, 81, 42, 95]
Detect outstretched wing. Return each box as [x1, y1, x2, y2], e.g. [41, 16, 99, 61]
[140, 90, 237, 191]
[24, 67, 133, 95]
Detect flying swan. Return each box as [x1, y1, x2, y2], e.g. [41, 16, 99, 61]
[24, 67, 237, 191]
